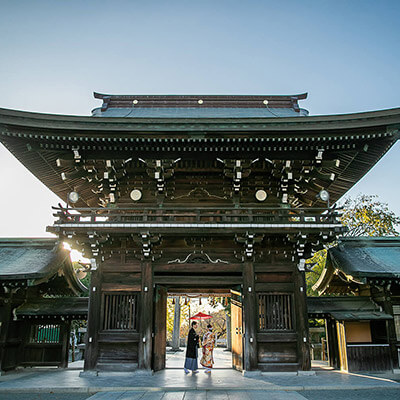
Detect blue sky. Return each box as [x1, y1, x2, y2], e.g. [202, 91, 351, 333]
[0, 0, 400, 236]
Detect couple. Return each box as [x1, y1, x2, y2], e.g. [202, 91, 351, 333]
[184, 321, 215, 374]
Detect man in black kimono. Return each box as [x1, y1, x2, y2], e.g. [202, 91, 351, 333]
[184, 321, 199, 374]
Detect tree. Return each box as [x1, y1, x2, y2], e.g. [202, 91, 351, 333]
[306, 194, 400, 295]
[340, 194, 400, 237]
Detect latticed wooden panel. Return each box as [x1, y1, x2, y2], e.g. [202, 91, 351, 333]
[30, 324, 61, 343]
[102, 294, 137, 330]
[258, 294, 293, 331]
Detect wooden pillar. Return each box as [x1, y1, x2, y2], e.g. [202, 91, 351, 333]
[60, 321, 71, 368]
[153, 286, 167, 371]
[336, 321, 348, 371]
[171, 296, 181, 351]
[84, 266, 102, 371]
[18, 319, 31, 368]
[0, 298, 12, 372]
[325, 318, 339, 369]
[380, 289, 398, 369]
[243, 261, 258, 371]
[226, 310, 232, 351]
[294, 269, 311, 370]
[139, 260, 153, 370]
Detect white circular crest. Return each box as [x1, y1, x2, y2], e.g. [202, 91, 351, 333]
[130, 189, 142, 201]
[255, 190, 267, 202]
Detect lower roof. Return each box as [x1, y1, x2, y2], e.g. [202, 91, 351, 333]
[329, 237, 400, 279]
[307, 296, 392, 320]
[313, 237, 400, 295]
[0, 238, 61, 280]
[0, 238, 86, 295]
[16, 297, 88, 318]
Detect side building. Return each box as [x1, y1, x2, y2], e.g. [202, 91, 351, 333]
[312, 237, 400, 372]
[0, 93, 399, 373]
[0, 238, 87, 372]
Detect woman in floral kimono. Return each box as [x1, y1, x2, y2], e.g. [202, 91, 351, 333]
[200, 324, 216, 373]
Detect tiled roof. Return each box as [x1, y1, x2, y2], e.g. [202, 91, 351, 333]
[307, 296, 392, 320]
[92, 106, 308, 118]
[92, 92, 309, 118]
[0, 238, 61, 279]
[16, 297, 88, 317]
[329, 237, 400, 278]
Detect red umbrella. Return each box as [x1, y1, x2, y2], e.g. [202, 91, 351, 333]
[189, 312, 212, 320]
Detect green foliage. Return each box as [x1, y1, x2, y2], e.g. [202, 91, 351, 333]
[305, 194, 400, 296]
[166, 297, 189, 341]
[305, 248, 327, 296]
[166, 297, 228, 341]
[340, 194, 400, 237]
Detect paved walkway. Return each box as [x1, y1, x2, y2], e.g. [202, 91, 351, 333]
[1, 353, 399, 399]
[1, 367, 399, 393]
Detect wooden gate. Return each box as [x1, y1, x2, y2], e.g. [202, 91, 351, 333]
[231, 289, 243, 371]
[153, 285, 167, 371]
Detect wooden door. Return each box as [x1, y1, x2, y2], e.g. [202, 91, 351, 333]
[231, 289, 243, 371]
[153, 286, 167, 371]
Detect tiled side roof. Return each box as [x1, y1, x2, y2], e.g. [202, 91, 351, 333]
[307, 296, 392, 320]
[16, 297, 88, 317]
[330, 237, 400, 278]
[0, 238, 61, 279]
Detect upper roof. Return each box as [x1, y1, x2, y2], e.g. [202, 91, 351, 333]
[92, 92, 309, 118]
[0, 98, 399, 208]
[0, 238, 86, 294]
[313, 237, 400, 294]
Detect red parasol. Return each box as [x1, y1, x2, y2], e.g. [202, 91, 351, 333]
[189, 312, 212, 321]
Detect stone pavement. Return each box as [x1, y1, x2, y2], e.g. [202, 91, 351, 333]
[0, 367, 399, 393]
[0, 349, 399, 399]
[1, 389, 400, 399]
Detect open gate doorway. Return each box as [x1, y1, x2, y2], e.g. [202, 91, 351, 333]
[152, 286, 244, 372]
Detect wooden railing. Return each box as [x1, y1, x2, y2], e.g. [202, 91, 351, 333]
[52, 206, 341, 227]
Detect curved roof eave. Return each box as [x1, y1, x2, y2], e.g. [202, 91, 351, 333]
[93, 91, 309, 100]
[0, 106, 400, 133]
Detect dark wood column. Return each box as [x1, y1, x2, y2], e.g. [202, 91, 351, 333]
[60, 321, 71, 368]
[294, 269, 311, 370]
[84, 265, 103, 371]
[0, 297, 12, 372]
[139, 260, 153, 370]
[153, 285, 167, 371]
[325, 317, 339, 369]
[243, 261, 258, 371]
[376, 288, 399, 369]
